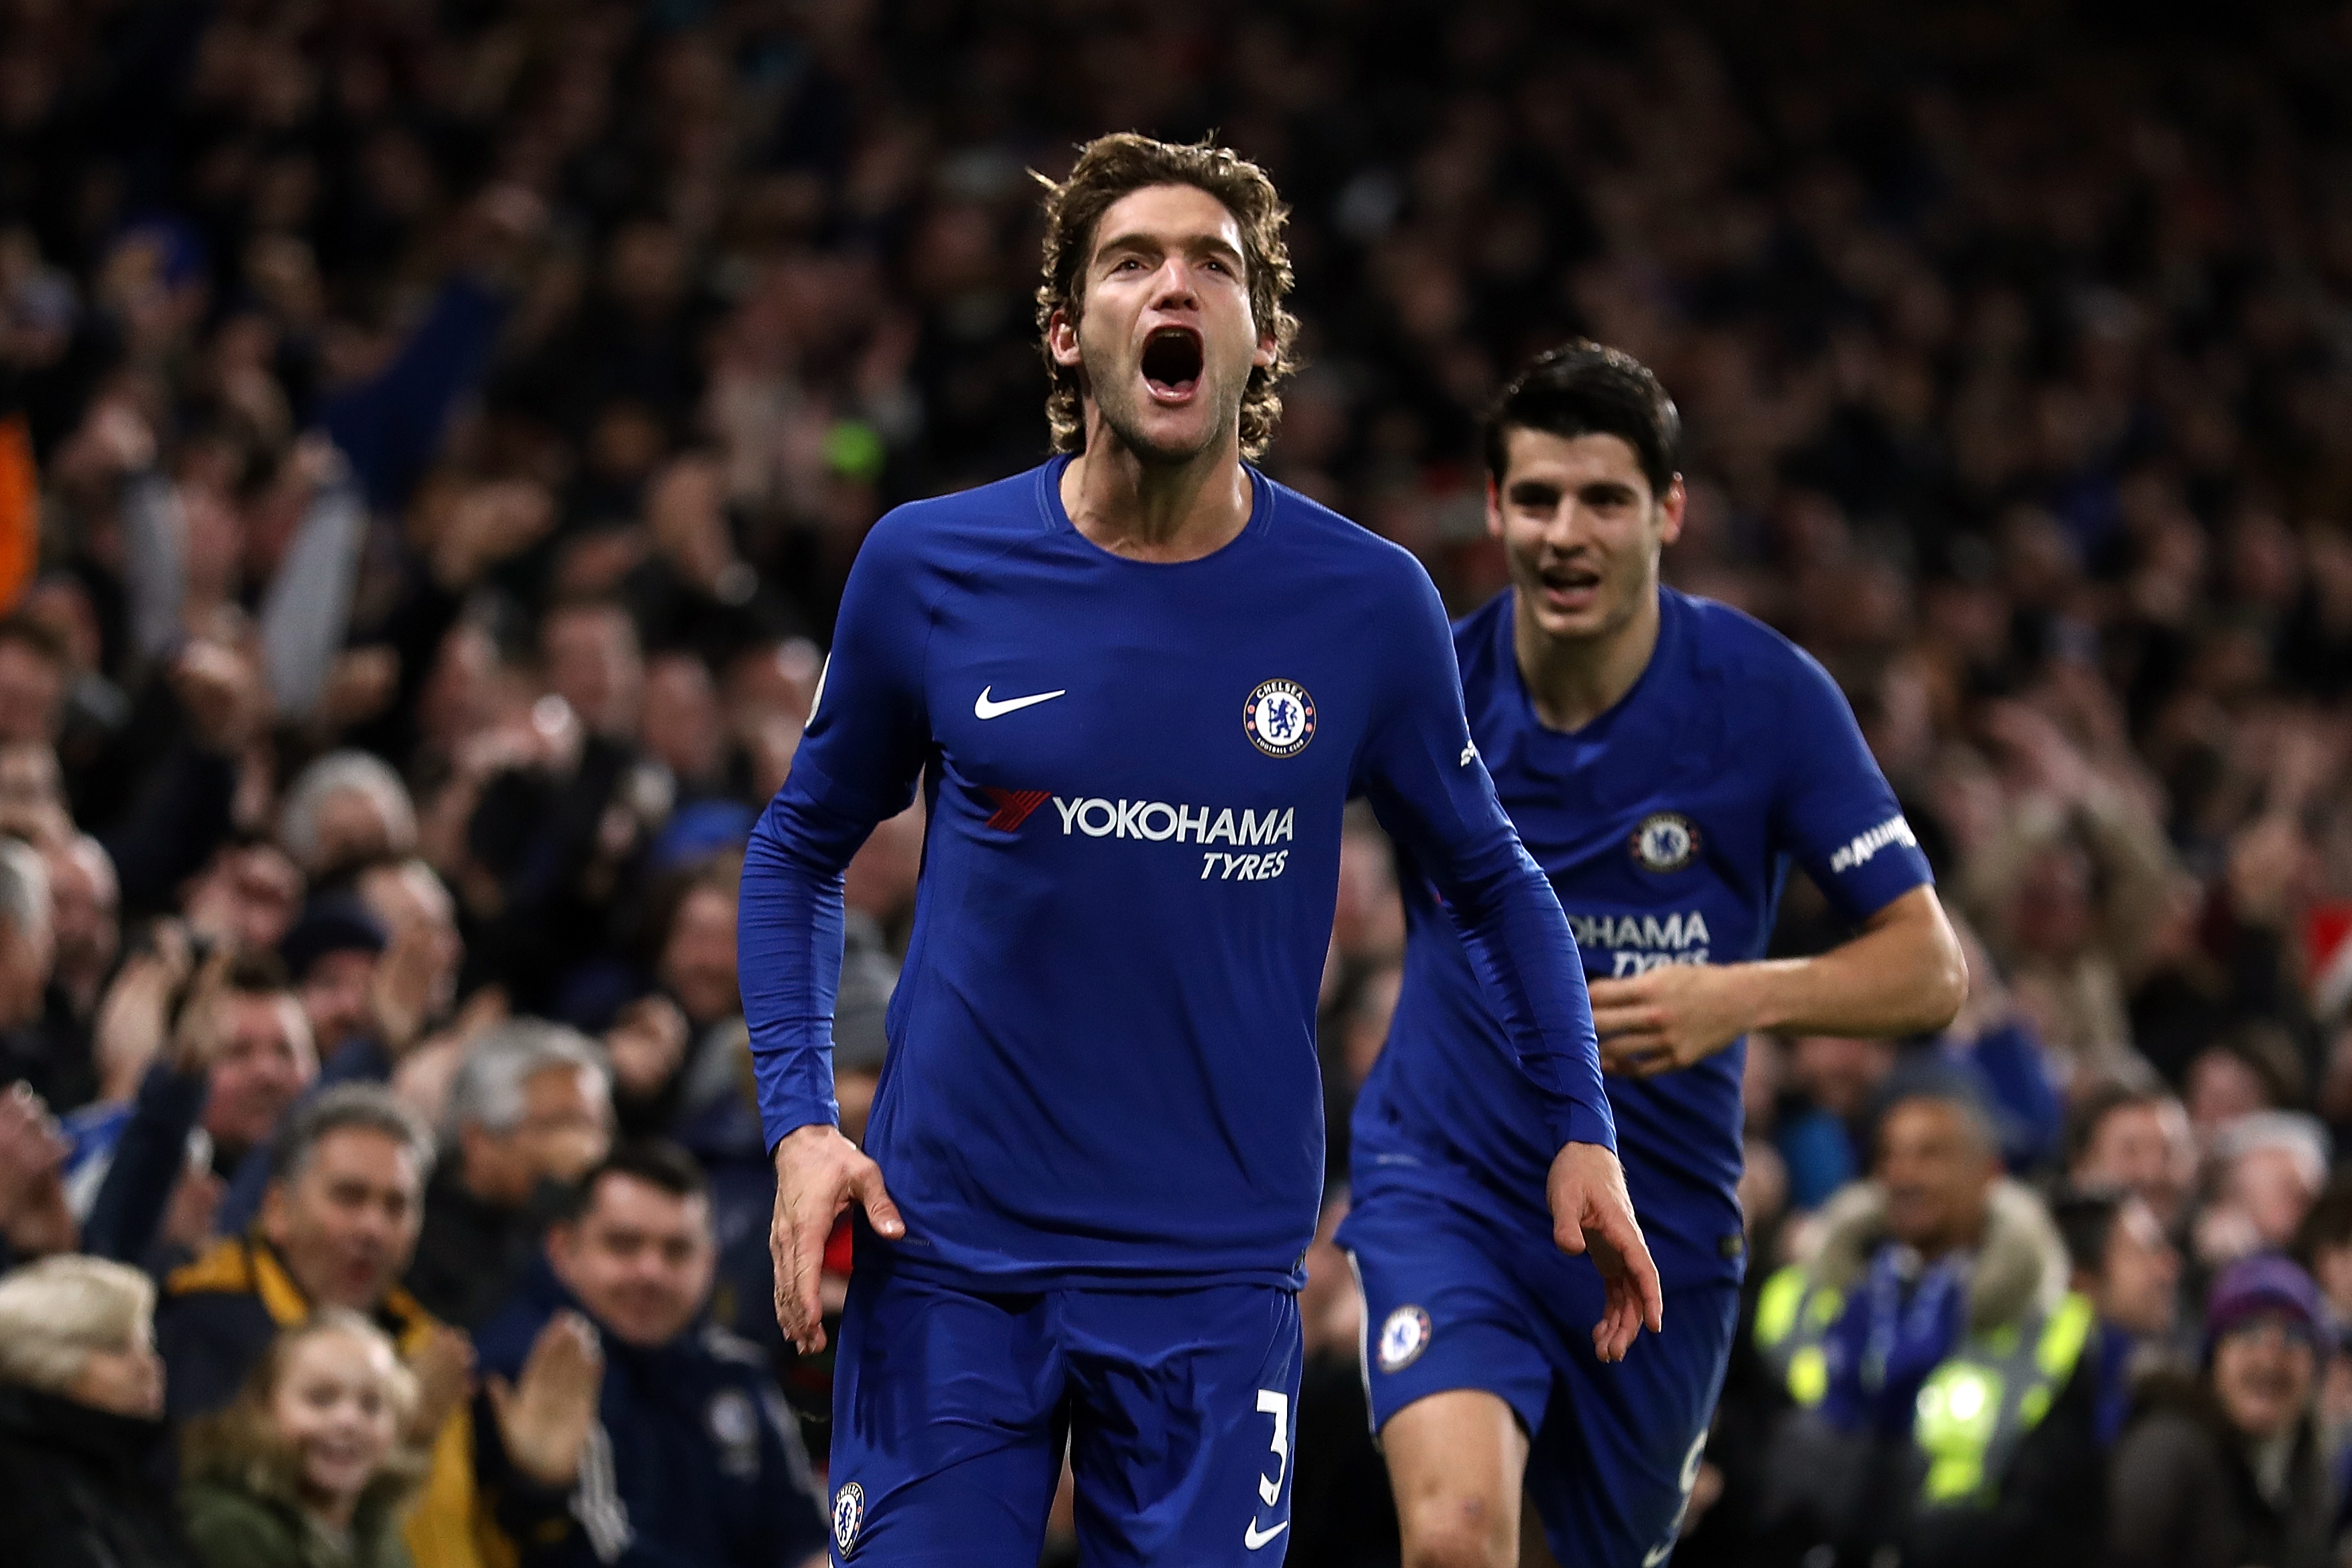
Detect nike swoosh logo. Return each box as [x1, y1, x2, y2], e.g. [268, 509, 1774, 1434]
[1244, 1521, 1290, 1551]
[975, 686, 1066, 719]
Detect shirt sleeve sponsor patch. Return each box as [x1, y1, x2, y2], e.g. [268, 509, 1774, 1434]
[1828, 813, 1917, 876]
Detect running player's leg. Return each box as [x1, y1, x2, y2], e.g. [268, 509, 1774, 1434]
[825, 1261, 1067, 1566]
[1342, 1185, 1555, 1568]
[1058, 1281, 1302, 1568]
[1382, 1389, 1531, 1568]
[1526, 1279, 1741, 1568]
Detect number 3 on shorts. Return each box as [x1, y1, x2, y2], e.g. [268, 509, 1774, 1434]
[1256, 1390, 1290, 1505]
[1242, 1389, 1293, 1553]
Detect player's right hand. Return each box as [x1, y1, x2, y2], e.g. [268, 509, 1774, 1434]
[770, 1122, 905, 1354]
[1544, 1141, 1664, 1363]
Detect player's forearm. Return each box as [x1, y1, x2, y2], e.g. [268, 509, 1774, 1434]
[1449, 842, 1617, 1152]
[739, 791, 870, 1145]
[1739, 888, 1966, 1039]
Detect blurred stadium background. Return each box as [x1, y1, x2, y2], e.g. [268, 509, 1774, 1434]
[3, 1, 2352, 1566]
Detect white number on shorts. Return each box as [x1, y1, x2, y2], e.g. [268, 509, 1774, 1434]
[1256, 1389, 1290, 1506]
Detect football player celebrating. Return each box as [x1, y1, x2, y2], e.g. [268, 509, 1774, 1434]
[1343, 342, 1965, 1568]
[740, 142, 1659, 1567]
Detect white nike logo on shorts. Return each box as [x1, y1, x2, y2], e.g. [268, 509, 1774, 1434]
[1244, 1520, 1290, 1551]
[974, 686, 1066, 719]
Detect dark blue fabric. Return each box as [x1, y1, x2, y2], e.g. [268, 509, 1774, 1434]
[317, 275, 509, 513]
[1351, 588, 1933, 1290]
[1950, 1021, 2063, 1173]
[473, 1258, 827, 1568]
[1819, 1244, 1970, 1438]
[100, 740, 240, 917]
[1346, 1180, 1739, 1567]
[2094, 1323, 2137, 1448]
[739, 458, 1606, 1294]
[826, 1249, 1302, 1567]
[81, 1060, 207, 1264]
[1778, 1106, 1863, 1212]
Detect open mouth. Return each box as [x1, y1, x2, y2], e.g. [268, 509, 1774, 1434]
[1140, 327, 1204, 401]
[1537, 563, 1602, 603]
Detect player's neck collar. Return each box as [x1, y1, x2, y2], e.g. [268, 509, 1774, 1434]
[1509, 586, 1672, 736]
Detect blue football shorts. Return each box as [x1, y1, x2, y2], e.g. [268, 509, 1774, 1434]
[824, 1252, 1304, 1567]
[1341, 1181, 1739, 1568]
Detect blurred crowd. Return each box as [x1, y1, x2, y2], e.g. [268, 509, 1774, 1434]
[0, 1, 2347, 1566]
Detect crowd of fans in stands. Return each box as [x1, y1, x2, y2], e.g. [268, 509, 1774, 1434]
[0, 1, 2350, 1565]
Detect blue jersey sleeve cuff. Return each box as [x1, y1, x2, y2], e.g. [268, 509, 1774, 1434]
[1553, 1099, 1617, 1157]
[761, 1096, 841, 1155]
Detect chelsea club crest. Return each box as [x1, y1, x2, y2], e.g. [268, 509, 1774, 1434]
[1629, 812, 1700, 873]
[1244, 678, 1316, 757]
[1376, 1305, 1433, 1373]
[833, 1481, 865, 1556]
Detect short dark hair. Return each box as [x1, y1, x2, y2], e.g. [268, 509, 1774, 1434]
[558, 1139, 708, 1224]
[1482, 340, 1681, 497]
[223, 947, 293, 996]
[2064, 1075, 2166, 1170]
[2051, 1185, 2127, 1277]
[0, 615, 66, 668]
[1872, 1079, 2000, 1163]
[2293, 1169, 2352, 1269]
[168, 946, 293, 1035]
[1033, 133, 1299, 460]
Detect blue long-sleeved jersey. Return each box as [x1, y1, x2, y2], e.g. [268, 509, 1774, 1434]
[739, 458, 1610, 1290]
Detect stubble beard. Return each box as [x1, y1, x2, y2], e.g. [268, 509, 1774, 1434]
[1081, 346, 1241, 468]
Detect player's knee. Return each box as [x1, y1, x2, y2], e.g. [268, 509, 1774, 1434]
[1398, 1495, 1515, 1568]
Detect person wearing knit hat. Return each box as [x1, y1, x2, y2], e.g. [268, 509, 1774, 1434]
[276, 894, 387, 1061]
[2202, 1253, 2336, 1365]
[2108, 1253, 2337, 1568]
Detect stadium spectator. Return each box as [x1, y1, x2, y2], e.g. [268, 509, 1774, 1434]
[1895, 1186, 2182, 1568]
[2108, 1256, 2339, 1568]
[1751, 1087, 2074, 1564]
[2194, 1112, 2333, 1273]
[472, 1143, 829, 1568]
[2067, 1076, 2200, 1235]
[0, 1253, 191, 1568]
[2293, 1171, 2352, 1324]
[0, 833, 56, 1075]
[155, 1084, 481, 1568]
[75, 946, 314, 1266]
[178, 1310, 420, 1568]
[407, 1019, 612, 1329]
[1773, 1032, 1895, 1210]
[0, 1075, 72, 1265]
[277, 753, 418, 886]
[279, 894, 389, 1063]
[38, 833, 117, 1094]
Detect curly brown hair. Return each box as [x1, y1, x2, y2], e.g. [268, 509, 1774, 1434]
[1033, 134, 1299, 460]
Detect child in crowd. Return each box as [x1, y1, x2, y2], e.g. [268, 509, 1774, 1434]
[180, 1310, 421, 1568]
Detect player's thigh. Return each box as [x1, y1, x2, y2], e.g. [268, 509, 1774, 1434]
[1526, 1280, 1741, 1568]
[1381, 1387, 1532, 1568]
[825, 1264, 1068, 1566]
[1059, 1282, 1302, 1568]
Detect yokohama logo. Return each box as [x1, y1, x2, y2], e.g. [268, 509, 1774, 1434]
[977, 788, 1296, 846]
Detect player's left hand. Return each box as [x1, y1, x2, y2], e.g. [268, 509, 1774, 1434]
[1590, 963, 1755, 1077]
[1545, 1142, 1664, 1362]
[771, 1123, 904, 1355]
